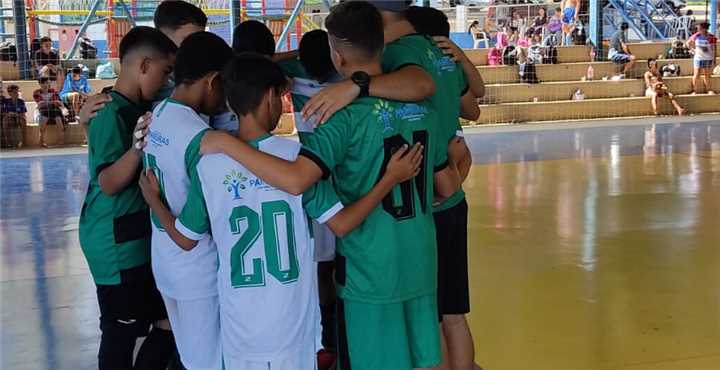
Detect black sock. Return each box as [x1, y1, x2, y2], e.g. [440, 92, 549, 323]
[133, 327, 176, 370]
[320, 303, 337, 351]
[98, 321, 138, 370]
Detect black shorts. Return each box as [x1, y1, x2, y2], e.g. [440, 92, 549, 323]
[96, 263, 167, 336]
[434, 199, 470, 317]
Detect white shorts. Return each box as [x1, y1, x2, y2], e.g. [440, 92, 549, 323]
[645, 87, 654, 97]
[312, 221, 336, 262]
[162, 294, 222, 370]
[223, 342, 318, 370]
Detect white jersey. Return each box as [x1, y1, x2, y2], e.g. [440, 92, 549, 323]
[176, 134, 343, 363]
[143, 98, 218, 300]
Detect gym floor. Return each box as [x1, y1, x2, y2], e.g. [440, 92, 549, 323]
[2, 115, 719, 370]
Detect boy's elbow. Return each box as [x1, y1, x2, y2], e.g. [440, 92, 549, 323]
[437, 184, 457, 199]
[418, 78, 436, 99]
[98, 177, 119, 196]
[326, 221, 350, 238]
[178, 240, 199, 251]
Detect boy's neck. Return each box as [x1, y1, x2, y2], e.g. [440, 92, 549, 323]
[384, 19, 416, 44]
[170, 84, 204, 114]
[236, 114, 271, 144]
[113, 74, 142, 104]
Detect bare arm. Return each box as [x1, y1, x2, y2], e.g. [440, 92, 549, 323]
[201, 130, 324, 195]
[301, 66, 436, 124]
[326, 144, 423, 237]
[460, 91, 480, 121]
[272, 50, 298, 63]
[98, 116, 149, 195]
[138, 170, 198, 251]
[434, 163, 462, 199]
[78, 93, 112, 125]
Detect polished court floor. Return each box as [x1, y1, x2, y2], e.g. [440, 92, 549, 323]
[2, 116, 719, 370]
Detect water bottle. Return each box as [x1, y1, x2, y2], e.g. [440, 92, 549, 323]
[587, 65, 595, 81]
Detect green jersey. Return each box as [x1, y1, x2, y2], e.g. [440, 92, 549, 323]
[382, 34, 469, 212]
[303, 97, 447, 303]
[79, 91, 153, 285]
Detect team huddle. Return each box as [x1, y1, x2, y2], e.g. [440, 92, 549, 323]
[78, 1, 484, 369]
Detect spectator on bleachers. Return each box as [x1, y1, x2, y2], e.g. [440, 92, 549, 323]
[60, 66, 92, 121]
[530, 7, 548, 37]
[517, 28, 532, 48]
[484, 17, 500, 44]
[687, 22, 717, 95]
[34, 37, 60, 78]
[508, 9, 526, 32]
[644, 58, 686, 116]
[547, 7, 563, 42]
[608, 23, 637, 77]
[1, 84, 28, 148]
[561, 0, 580, 45]
[469, 20, 487, 48]
[33, 76, 65, 147]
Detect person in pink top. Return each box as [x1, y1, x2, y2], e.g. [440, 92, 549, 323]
[687, 22, 717, 94]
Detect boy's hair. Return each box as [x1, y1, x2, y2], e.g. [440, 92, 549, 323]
[405, 6, 450, 37]
[221, 53, 288, 116]
[154, 0, 207, 30]
[697, 22, 710, 30]
[7, 84, 19, 92]
[299, 30, 335, 82]
[647, 58, 656, 67]
[119, 26, 177, 63]
[555, 7, 561, 12]
[71, 66, 83, 74]
[232, 20, 276, 57]
[620, 22, 629, 31]
[175, 31, 234, 85]
[39, 36, 52, 44]
[325, 1, 385, 61]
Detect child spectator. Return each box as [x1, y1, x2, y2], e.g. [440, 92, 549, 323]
[687, 22, 717, 95]
[78, 26, 177, 370]
[531, 7, 548, 37]
[609, 23, 637, 77]
[547, 8, 563, 42]
[60, 65, 92, 120]
[35, 36, 63, 84]
[644, 58, 686, 116]
[33, 76, 64, 147]
[518, 28, 532, 48]
[1, 84, 27, 148]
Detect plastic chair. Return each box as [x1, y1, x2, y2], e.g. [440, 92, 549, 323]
[670, 15, 692, 39]
[474, 32, 491, 48]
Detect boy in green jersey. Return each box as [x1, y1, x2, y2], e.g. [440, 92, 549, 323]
[78, 26, 177, 370]
[198, 2, 464, 369]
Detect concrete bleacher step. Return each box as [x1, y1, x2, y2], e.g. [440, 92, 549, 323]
[474, 94, 720, 124]
[477, 58, 718, 84]
[7, 79, 115, 99]
[484, 76, 720, 104]
[466, 42, 720, 67]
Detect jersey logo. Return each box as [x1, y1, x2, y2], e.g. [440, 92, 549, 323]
[224, 170, 249, 200]
[148, 130, 170, 147]
[373, 100, 395, 133]
[426, 48, 457, 74]
[395, 104, 428, 122]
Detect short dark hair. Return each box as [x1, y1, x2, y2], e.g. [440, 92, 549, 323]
[299, 30, 335, 82]
[405, 6, 450, 37]
[232, 20, 276, 56]
[119, 26, 177, 63]
[698, 22, 710, 30]
[154, 0, 207, 30]
[221, 53, 288, 116]
[175, 31, 234, 85]
[7, 84, 19, 92]
[325, 1, 385, 61]
[71, 66, 83, 74]
[38, 76, 51, 84]
[621, 22, 629, 30]
[647, 57, 656, 67]
[40, 36, 52, 44]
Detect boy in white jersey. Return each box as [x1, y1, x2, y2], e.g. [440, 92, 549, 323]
[142, 32, 233, 370]
[139, 53, 424, 370]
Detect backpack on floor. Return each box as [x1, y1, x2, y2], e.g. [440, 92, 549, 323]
[502, 45, 518, 65]
[488, 47, 502, 65]
[0, 42, 17, 61]
[666, 40, 691, 59]
[661, 63, 681, 77]
[519, 62, 539, 83]
[528, 45, 544, 64]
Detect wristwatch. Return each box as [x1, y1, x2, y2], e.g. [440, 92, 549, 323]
[351, 71, 371, 98]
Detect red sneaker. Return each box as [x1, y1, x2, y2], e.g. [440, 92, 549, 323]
[317, 349, 336, 370]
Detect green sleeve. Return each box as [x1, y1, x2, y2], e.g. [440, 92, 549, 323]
[176, 166, 211, 241]
[88, 108, 128, 175]
[302, 178, 344, 224]
[184, 129, 208, 176]
[278, 58, 305, 79]
[381, 40, 427, 73]
[300, 110, 351, 178]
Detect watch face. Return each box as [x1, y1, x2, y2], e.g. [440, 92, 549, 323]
[352, 72, 369, 85]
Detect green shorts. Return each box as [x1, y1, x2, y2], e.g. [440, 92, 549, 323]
[337, 294, 441, 370]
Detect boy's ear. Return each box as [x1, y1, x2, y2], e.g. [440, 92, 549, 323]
[331, 48, 344, 69]
[140, 57, 151, 75]
[206, 71, 220, 90]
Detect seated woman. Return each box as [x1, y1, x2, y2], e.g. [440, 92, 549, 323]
[59, 66, 92, 121]
[469, 20, 487, 48]
[644, 58, 686, 116]
[531, 7, 548, 37]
